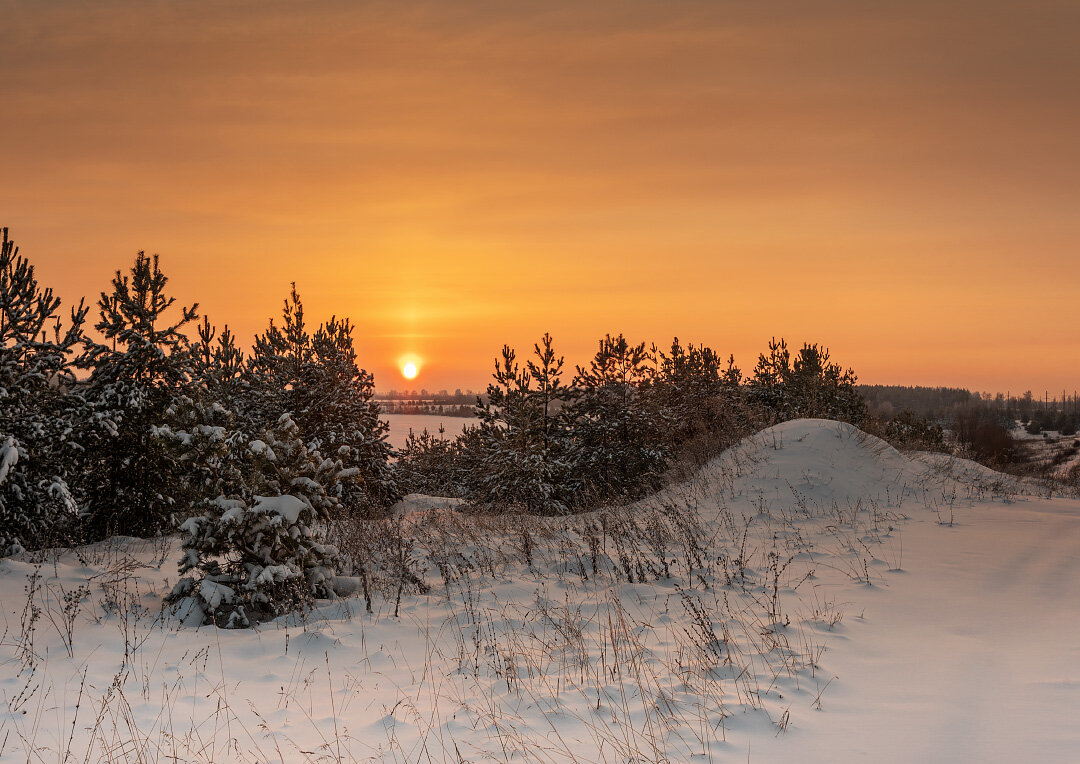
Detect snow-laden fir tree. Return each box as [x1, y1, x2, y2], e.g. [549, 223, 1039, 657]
[246, 286, 398, 515]
[76, 252, 198, 539]
[471, 333, 578, 513]
[0, 228, 87, 554]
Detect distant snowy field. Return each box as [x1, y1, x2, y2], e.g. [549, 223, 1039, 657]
[382, 413, 480, 451]
[1009, 423, 1080, 481]
[2, 419, 1079, 762]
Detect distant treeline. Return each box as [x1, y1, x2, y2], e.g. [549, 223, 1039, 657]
[380, 402, 477, 416]
[375, 389, 483, 416]
[859, 385, 976, 419]
[376, 389, 479, 403]
[861, 385, 1080, 435]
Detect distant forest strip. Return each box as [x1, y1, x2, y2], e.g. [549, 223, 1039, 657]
[374, 389, 482, 416]
[860, 385, 1080, 435]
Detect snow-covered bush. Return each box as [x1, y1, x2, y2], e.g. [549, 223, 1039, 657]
[394, 426, 472, 498]
[163, 411, 343, 627]
[175, 493, 338, 628]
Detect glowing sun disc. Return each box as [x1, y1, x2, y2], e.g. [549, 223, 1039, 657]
[402, 361, 418, 379]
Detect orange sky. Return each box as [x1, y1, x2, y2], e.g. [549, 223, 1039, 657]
[2, 1, 1077, 394]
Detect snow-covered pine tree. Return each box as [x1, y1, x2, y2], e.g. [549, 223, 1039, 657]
[653, 337, 743, 447]
[76, 252, 198, 539]
[165, 412, 342, 627]
[247, 286, 398, 516]
[570, 333, 668, 499]
[789, 343, 866, 424]
[308, 316, 397, 513]
[246, 285, 311, 430]
[159, 308, 355, 626]
[155, 317, 249, 529]
[746, 337, 791, 421]
[0, 228, 87, 554]
[471, 334, 578, 513]
[746, 338, 866, 424]
[191, 316, 247, 416]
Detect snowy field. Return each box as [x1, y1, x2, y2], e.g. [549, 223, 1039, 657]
[382, 414, 481, 451]
[1009, 424, 1080, 482]
[2, 419, 1079, 762]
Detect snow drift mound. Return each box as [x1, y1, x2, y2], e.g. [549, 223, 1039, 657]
[661, 418, 1026, 514]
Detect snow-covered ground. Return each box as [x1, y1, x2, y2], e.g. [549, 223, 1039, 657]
[2, 419, 1078, 762]
[1009, 423, 1080, 482]
[750, 487, 1080, 762]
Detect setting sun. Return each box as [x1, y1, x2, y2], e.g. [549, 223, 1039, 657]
[401, 360, 419, 380]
